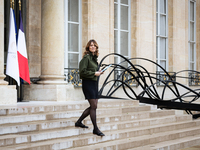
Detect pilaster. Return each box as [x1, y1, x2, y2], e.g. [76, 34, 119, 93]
[132, 0, 156, 73]
[172, 0, 188, 85]
[0, 0, 17, 104]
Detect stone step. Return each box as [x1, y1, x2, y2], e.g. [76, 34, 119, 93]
[128, 134, 200, 150]
[0, 112, 190, 136]
[3, 122, 200, 150]
[0, 105, 151, 125]
[0, 109, 179, 135]
[68, 125, 200, 150]
[1, 119, 199, 148]
[85, 109, 177, 125]
[0, 100, 139, 116]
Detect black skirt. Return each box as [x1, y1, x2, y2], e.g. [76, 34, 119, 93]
[82, 79, 98, 99]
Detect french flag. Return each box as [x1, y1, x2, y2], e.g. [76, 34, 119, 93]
[6, 8, 20, 86]
[17, 11, 30, 84]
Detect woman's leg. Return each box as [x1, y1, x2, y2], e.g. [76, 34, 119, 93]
[88, 99, 98, 131]
[88, 99, 105, 136]
[76, 107, 90, 124]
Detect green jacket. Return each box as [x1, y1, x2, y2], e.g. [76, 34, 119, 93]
[79, 52, 98, 81]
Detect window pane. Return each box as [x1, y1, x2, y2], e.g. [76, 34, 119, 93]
[160, 38, 166, 59]
[68, 23, 79, 52]
[120, 57, 128, 68]
[121, 0, 128, 5]
[190, 22, 194, 41]
[156, 13, 158, 35]
[68, 0, 79, 22]
[160, 0, 166, 14]
[156, 0, 158, 12]
[120, 31, 128, 56]
[121, 5, 128, 30]
[160, 15, 166, 36]
[190, 63, 194, 70]
[190, 2, 194, 21]
[114, 0, 117, 2]
[160, 60, 166, 70]
[156, 60, 159, 71]
[156, 37, 158, 59]
[114, 4, 118, 29]
[68, 54, 79, 68]
[114, 30, 118, 53]
[114, 57, 118, 64]
[190, 43, 194, 61]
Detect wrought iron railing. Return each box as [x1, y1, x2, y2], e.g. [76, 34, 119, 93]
[189, 72, 200, 86]
[64, 68, 82, 87]
[156, 71, 176, 86]
[114, 70, 138, 86]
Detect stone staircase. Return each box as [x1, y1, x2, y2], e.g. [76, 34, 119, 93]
[0, 100, 200, 150]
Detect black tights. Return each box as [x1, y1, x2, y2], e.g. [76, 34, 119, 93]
[76, 99, 99, 131]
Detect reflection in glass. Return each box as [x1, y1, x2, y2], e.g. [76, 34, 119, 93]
[68, 24, 79, 52]
[190, 63, 194, 70]
[121, 5, 128, 30]
[160, 15, 166, 36]
[160, 38, 166, 59]
[68, 0, 79, 22]
[120, 31, 128, 56]
[190, 2, 194, 21]
[114, 30, 118, 53]
[160, 0, 166, 14]
[114, 4, 118, 29]
[160, 61, 166, 70]
[190, 22, 194, 41]
[156, 0, 158, 12]
[120, 57, 128, 68]
[156, 13, 158, 35]
[68, 53, 79, 68]
[121, 0, 128, 5]
[190, 44, 194, 61]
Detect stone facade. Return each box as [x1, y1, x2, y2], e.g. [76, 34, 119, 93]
[1, 0, 200, 104]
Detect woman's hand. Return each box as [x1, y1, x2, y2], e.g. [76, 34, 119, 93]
[95, 71, 103, 76]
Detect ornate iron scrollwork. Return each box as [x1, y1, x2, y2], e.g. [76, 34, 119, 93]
[114, 70, 138, 87]
[65, 68, 82, 87]
[156, 71, 176, 86]
[97, 53, 200, 119]
[189, 72, 200, 86]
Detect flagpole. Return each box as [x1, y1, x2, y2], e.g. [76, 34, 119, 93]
[12, 0, 14, 9]
[10, 0, 12, 8]
[18, 0, 22, 102]
[19, 0, 21, 11]
[8, 0, 13, 86]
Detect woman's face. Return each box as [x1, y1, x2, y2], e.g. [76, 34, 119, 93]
[89, 42, 96, 53]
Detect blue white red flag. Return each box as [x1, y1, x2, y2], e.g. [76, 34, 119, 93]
[17, 11, 30, 84]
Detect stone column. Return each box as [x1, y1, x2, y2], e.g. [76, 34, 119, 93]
[0, 0, 17, 104]
[38, 0, 65, 84]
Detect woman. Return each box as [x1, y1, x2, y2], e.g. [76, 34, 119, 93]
[75, 39, 105, 136]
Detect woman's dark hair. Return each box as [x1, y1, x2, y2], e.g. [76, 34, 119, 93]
[83, 39, 99, 57]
